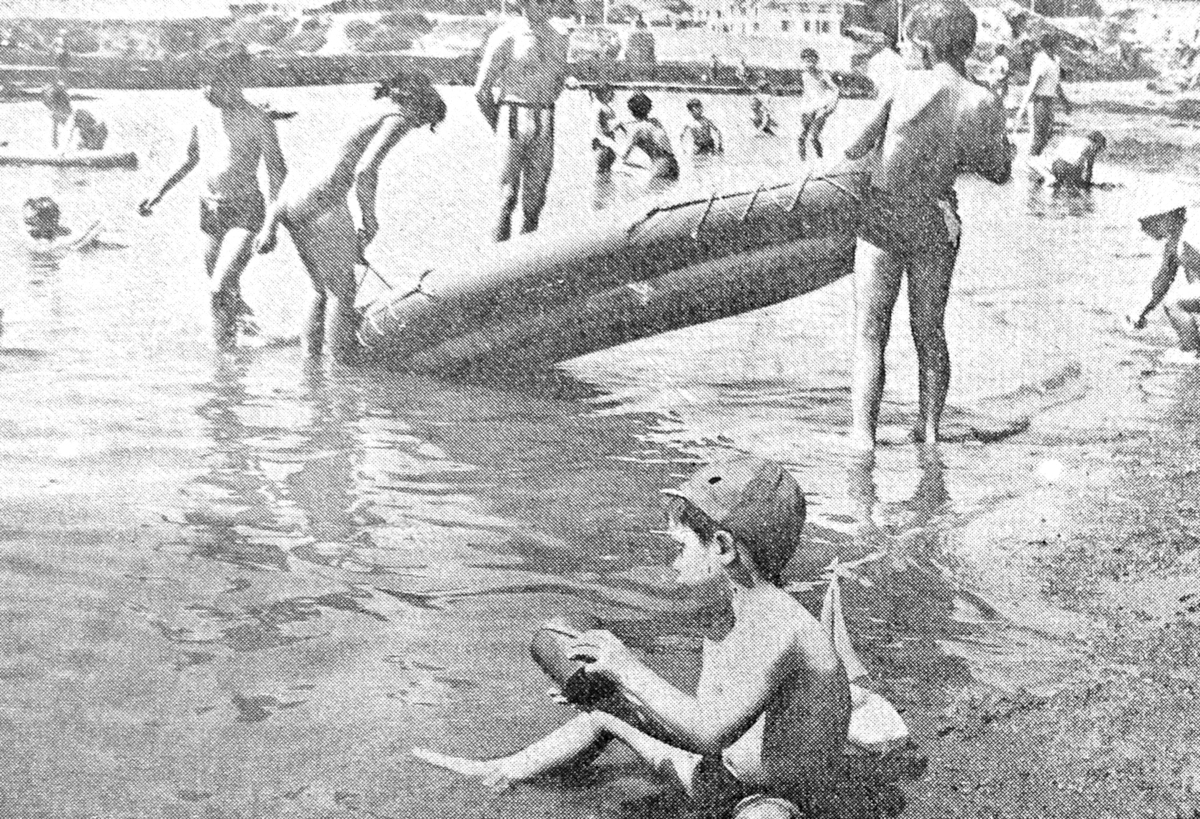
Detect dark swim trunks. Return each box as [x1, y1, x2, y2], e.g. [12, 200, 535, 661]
[1050, 158, 1084, 186]
[689, 755, 754, 818]
[858, 187, 959, 254]
[200, 193, 265, 238]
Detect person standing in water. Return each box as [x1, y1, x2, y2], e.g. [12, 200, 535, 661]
[622, 91, 679, 181]
[590, 83, 622, 174]
[680, 98, 723, 155]
[1132, 206, 1200, 355]
[842, 0, 1012, 450]
[1016, 34, 1072, 157]
[750, 82, 778, 135]
[796, 48, 840, 160]
[474, 0, 570, 242]
[252, 74, 446, 363]
[138, 43, 287, 348]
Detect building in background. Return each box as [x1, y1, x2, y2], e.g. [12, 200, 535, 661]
[0, 0, 231, 57]
[692, 0, 853, 39]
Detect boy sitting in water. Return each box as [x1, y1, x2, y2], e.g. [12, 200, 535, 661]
[622, 92, 680, 181]
[1029, 130, 1106, 188]
[21, 196, 121, 255]
[63, 108, 108, 151]
[253, 73, 446, 363]
[680, 98, 723, 156]
[413, 454, 851, 818]
[1131, 206, 1200, 355]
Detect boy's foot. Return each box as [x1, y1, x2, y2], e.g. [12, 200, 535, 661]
[411, 748, 514, 791]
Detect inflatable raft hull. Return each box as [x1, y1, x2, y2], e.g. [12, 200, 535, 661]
[359, 166, 866, 372]
[0, 149, 137, 169]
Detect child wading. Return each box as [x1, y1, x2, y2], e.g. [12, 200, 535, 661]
[253, 73, 446, 363]
[1132, 205, 1200, 356]
[680, 97, 724, 156]
[414, 455, 853, 818]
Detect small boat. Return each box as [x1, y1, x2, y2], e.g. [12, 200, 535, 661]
[359, 162, 868, 372]
[0, 149, 137, 169]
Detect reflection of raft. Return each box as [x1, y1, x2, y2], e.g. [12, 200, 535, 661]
[360, 165, 867, 372]
[0, 149, 137, 169]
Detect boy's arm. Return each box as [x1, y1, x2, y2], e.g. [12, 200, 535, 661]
[1057, 82, 1072, 114]
[353, 117, 409, 248]
[571, 628, 787, 755]
[843, 98, 891, 160]
[1083, 154, 1095, 187]
[962, 95, 1013, 185]
[140, 126, 199, 214]
[474, 30, 512, 130]
[1136, 249, 1179, 327]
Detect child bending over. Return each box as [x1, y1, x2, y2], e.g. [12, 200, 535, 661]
[622, 91, 679, 181]
[1132, 205, 1200, 355]
[1029, 130, 1106, 188]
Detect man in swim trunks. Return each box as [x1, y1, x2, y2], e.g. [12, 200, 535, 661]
[680, 98, 723, 155]
[1016, 34, 1072, 157]
[474, 0, 570, 242]
[796, 47, 839, 160]
[138, 43, 287, 348]
[622, 91, 679, 181]
[1028, 129, 1105, 188]
[253, 73, 446, 363]
[1132, 206, 1200, 354]
[842, 0, 1012, 450]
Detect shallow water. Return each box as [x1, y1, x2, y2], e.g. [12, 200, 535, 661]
[0, 83, 1198, 817]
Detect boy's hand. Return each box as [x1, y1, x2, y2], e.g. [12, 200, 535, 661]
[1131, 313, 1148, 330]
[137, 198, 155, 217]
[568, 630, 635, 682]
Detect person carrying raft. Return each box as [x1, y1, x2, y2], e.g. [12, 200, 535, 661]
[138, 42, 287, 348]
[42, 79, 71, 149]
[474, 0, 569, 242]
[796, 47, 840, 161]
[412, 454, 856, 819]
[1131, 205, 1200, 356]
[680, 97, 723, 156]
[252, 73, 446, 364]
[842, 0, 1013, 451]
[621, 91, 680, 182]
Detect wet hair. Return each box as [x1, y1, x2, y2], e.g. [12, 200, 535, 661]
[373, 72, 447, 131]
[1138, 206, 1186, 237]
[800, 47, 819, 62]
[686, 97, 703, 111]
[627, 91, 652, 119]
[905, 0, 977, 63]
[1087, 130, 1106, 150]
[23, 196, 60, 224]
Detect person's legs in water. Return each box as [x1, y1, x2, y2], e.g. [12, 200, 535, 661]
[798, 113, 813, 159]
[907, 240, 957, 443]
[1030, 98, 1053, 156]
[809, 112, 828, 158]
[494, 114, 525, 242]
[287, 206, 360, 363]
[851, 240, 906, 450]
[209, 226, 260, 348]
[520, 116, 554, 235]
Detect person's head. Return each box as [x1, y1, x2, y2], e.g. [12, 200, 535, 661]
[627, 91, 652, 119]
[686, 97, 704, 118]
[73, 108, 95, 127]
[1139, 205, 1186, 240]
[23, 196, 62, 236]
[800, 47, 820, 68]
[520, 0, 559, 26]
[373, 71, 446, 131]
[903, 0, 977, 68]
[201, 41, 251, 106]
[593, 82, 615, 103]
[1086, 129, 1106, 154]
[661, 454, 807, 589]
[1040, 33, 1059, 54]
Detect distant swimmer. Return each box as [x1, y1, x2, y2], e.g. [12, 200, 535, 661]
[750, 83, 778, 135]
[1028, 130, 1106, 188]
[680, 98, 723, 156]
[796, 48, 840, 161]
[1132, 206, 1200, 355]
[590, 83, 623, 174]
[474, 0, 569, 242]
[253, 73, 446, 363]
[1015, 34, 1072, 157]
[621, 91, 679, 181]
[21, 196, 123, 255]
[63, 108, 108, 151]
[42, 79, 71, 149]
[137, 43, 287, 348]
[842, 0, 1013, 450]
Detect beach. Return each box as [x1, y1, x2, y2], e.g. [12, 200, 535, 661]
[0, 81, 1199, 817]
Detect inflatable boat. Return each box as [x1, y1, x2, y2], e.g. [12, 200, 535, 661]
[0, 149, 137, 169]
[359, 164, 867, 372]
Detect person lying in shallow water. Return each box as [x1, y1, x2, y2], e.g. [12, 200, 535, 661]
[253, 72, 446, 364]
[21, 196, 123, 255]
[413, 454, 852, 819]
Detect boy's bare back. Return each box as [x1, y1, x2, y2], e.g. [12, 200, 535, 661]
[195, 102, 278, 200]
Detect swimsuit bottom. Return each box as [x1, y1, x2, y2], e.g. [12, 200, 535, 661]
[500, 100, 555, 142]
[1050, 158, 1084, 185]
[858, 187, 960, 254]
[689, 755, 754, 818]
[200, 192, 265, 238]
[592, 140, 616, 173]
[693, 136, 718, 155]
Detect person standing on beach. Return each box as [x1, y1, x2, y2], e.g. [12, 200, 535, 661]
[253, 73, 446, 363]
[796, 48, 839, 160]
[474, 0, 569, 242]
[842, 0, 1013, 450]
[138, 43, 287, 347]
[42, 79, 71, 149]
[1016, 34, 1072, 156]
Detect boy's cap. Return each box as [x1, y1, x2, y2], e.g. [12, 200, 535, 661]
[662, 454, 806, 579]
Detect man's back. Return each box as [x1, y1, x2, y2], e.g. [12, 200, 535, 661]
[196, 100, 272, 199]
[482, 18, 568, 107]
[874, 63, 1010, 203]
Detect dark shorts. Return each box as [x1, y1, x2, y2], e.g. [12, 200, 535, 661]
[594, 141, 616, 173]
[200, 194, 265, 238]
[689, 755, 754, 817]
[1050, 158, 1084, 185]
[858, 187, 958, 254]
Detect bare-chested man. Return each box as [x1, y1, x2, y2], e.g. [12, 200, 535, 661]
[842, 0, 1012, 450]
[474, 0, 570, 242]
[138, 43, 286, 347]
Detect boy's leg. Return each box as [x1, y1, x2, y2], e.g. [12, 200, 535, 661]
[494, 111, 523, 242]
[520, 129, 555, 235]
[798, 115, 812, 159]
[289, 207, 360, 362]
[1166, 305, 1200, 352]
[907, 239, 957, 443]
[851, 239, 905, 451]
[1030, 99, 1052, 156]
[210, 227, 259, 348]
[810, 113, 827, 158]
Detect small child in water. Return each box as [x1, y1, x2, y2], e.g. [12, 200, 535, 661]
[21, 196, 116, 254]
[750, 82, 778, 135]
[1132, 205, 1200, 355]
[590, 83, 622, 174]
[622, 91, 680, 181]
[413, 454, 852, 818]
[1029, 130, 1106, 188]
[680, 98, 724, 156]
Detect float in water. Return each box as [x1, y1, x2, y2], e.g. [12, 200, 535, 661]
[0, 148, 137, 169]
[359, 162, 867, 373]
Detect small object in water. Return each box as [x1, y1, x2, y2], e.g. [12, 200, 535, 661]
[529, 615, 615, 707]
[1036, 458, 1064, 483]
